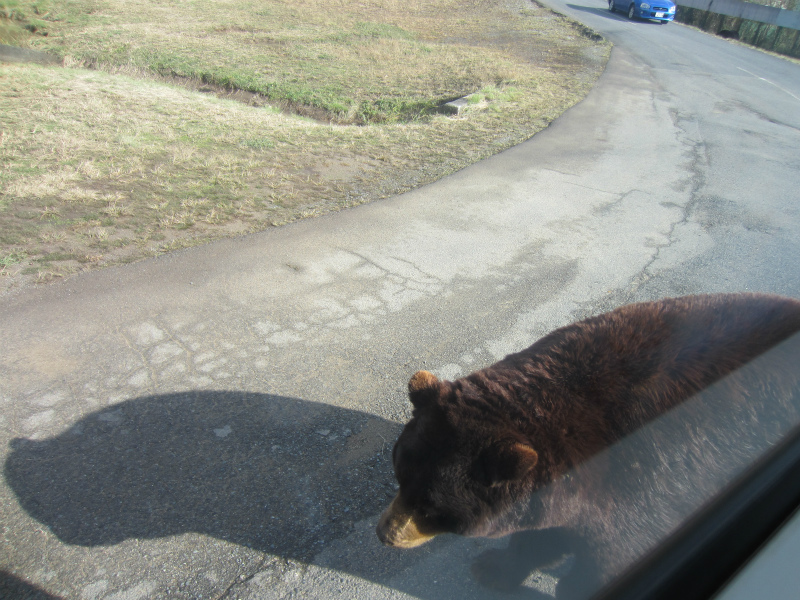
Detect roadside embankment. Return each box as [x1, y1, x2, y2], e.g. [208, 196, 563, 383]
[675, 0, 800, 58]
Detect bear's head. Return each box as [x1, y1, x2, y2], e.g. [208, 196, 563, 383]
[376, 370, 539, 548]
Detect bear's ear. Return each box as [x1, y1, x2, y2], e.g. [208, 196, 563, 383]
[408, 370, 440, 409]
[473, 442, 539, 487]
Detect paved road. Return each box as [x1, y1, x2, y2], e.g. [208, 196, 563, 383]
[2, 1, 800, 598]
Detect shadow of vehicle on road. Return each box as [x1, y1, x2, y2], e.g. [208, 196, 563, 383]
[4, 390, 546, 599]
[1, 570, 62, 600]
[5, 391, 400, 561]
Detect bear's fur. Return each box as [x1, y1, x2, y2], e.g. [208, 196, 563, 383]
[376, 293, 800, 598]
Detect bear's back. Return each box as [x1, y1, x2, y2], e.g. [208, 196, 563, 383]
[504, 293, 800, 580]
[486, 293, 800, 447]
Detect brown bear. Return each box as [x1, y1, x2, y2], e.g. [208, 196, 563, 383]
[376, 293, 800, 599]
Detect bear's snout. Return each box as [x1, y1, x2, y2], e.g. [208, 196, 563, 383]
[376, 494, 437, 548]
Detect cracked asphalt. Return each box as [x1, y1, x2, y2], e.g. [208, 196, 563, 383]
[3, 1, 800, 598]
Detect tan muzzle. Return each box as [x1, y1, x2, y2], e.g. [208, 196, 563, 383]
[376, 494, 437, 548]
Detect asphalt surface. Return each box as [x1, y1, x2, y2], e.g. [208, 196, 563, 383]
[2, 1, 800, 599]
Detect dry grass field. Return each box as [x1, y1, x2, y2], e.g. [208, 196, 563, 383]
[0, 0, 609, 292]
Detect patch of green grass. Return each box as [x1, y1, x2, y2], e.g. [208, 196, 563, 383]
[36, 251, 78, 262]
[1, 251, 26, 267]
[354, 21, 415, 40]
[1, 0, 610, 293]
[357, 97, 442, 124]
[241, 138, 275, 150]
[0, 0, 51, 43]
[18, 0, 587, 124]
[468, 85, 523, 106]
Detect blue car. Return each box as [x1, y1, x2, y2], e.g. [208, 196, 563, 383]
[609, 0, 676, 23]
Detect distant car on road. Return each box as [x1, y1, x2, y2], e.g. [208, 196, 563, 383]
[609, 0, 676, 23]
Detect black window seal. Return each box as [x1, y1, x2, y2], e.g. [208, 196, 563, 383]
[592, 421, 800, 600]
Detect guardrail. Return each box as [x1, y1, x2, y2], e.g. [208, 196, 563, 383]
[674, 0, 800, 57]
